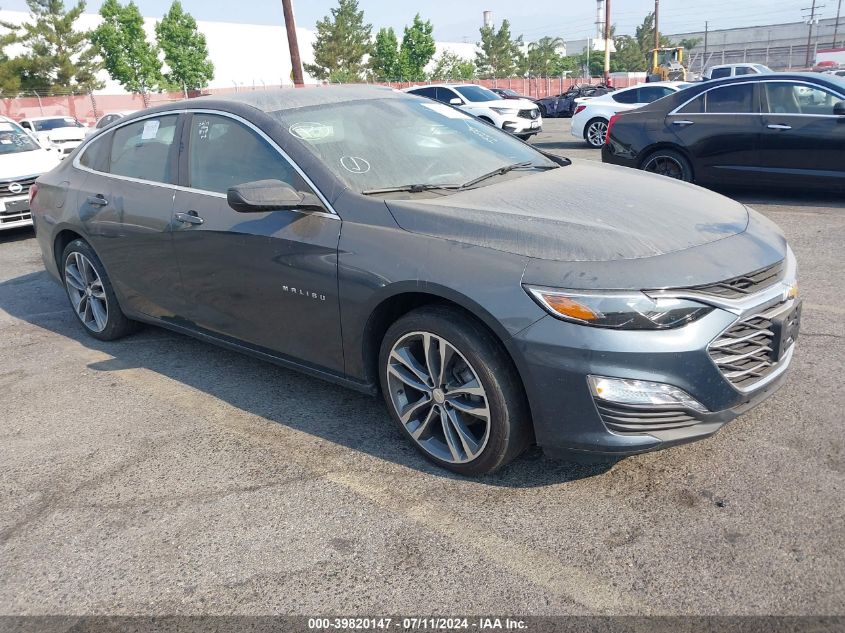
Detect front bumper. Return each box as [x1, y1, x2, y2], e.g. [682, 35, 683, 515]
[0, 194, 33, 231]
[509, 290, 799, 458]
[503, 118, 542, 135]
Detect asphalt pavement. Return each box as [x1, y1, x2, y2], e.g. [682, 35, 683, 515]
[0, 118, 843, 616]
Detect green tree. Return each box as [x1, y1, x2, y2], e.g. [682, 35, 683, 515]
[0, 18, 22, 94]
[92, 0, 162, 104]
[370, 27, 399, 81]
[475, 19, 522, 79]
[635, 11, 672, 66]
[526, 36, 564, 76]
[428, 50, 474, 80]
[15, 0, 103, 94]
[304, 0, 372, 82]
[611, 34, 646, 72]
[398, 14, 436, 81]
[155, 0, 213, 92]
[675, 37, 702, 51]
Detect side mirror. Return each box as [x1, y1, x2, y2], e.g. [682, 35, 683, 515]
[227, 179, 324, 213]
[449, 97, 463, 106]
[834, 100, 845, 116]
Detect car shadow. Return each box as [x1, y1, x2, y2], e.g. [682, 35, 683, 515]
[0, 269, 617, 487]
[0, 226, 36, 244]
[532, 138, 591, 152]
[714, 187, 845, 209]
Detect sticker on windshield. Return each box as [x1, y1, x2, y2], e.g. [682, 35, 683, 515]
[141, 119, 160, 140]
[340, 156, 370, 174]
[420, 102, 471, 120]
[289, 121, 333, 141]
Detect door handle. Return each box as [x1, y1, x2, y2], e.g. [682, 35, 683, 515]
[767, 124, 792, 130]
[175, 210, 204, 225]
[86, 194, 108, 206]
[672, 120, 695, 127]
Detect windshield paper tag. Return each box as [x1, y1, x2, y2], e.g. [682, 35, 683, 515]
[141, 120, 160, 140]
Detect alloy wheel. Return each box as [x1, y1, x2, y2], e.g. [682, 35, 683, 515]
[386, 331, 491, 464]
[64, 252, 109, 333]
[643, 155, 685, 180]
[586, 120, 608, 147]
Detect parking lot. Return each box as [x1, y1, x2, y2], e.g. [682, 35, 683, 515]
[1, 116, 843, 616]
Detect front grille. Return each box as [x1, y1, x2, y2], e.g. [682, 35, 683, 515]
[708, 300, 794, 389]
[688, 261, 784, 299]
[0, 211, 32, 225]
[518, 108, 539, 120]
[0, 176, 36, 198]
[596, 401, 700, 434]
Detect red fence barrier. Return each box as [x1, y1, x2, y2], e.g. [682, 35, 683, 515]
[0, 76, 644, 124]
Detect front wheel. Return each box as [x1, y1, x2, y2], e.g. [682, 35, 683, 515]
[584, 118, 608, 148]
[379, 306, 531, 475]
[62, 239, 137, 341]
[641, 149, 693, 182]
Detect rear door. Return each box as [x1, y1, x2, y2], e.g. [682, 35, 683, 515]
[171, 111, 343, 372]
[757, 79, 845, 187]
[667, 82, 764, 185]
[74, 112, 185, 319]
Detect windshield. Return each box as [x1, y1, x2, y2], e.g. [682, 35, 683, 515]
[32, 117, 83, 131]
[272, 97, 557, 193]
[454, 85, 502, 102]
[0, 121, 41, 154]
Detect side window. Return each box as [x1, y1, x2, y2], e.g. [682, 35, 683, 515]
[705, 84, 756, 113]
[188, 114, 306, 195]
[109, 115, 178, 184]
[411, 87, 437, 100]
[709, 67, 731, 79]
[79, 133, 111, 171]
[735, 66, 754, 76]
[435, 87, 459, 104]
[765, 82, 841, 115]
[638, 86, 674, 103]
[612, 89, 639, 104]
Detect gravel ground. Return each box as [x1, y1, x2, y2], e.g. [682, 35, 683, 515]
[0, 118, 843, 616]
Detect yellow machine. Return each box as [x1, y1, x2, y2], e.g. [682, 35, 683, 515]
[648, 47, 687, 82]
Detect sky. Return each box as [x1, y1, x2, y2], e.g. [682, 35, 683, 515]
[0, 0, 826, 42]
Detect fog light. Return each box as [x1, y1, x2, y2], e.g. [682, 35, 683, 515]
[587, 375, 708, 412]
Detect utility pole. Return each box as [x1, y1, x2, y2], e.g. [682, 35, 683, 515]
[603, 0, 612, 84]
[803, 1, 823, 68]
[281, 0, 305, 87]
[654, 0, 660, 53]
[703, 21, 708, 74]
[834, 0, 842, 48]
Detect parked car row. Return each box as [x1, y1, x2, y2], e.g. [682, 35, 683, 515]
[602, 72, 845, 191]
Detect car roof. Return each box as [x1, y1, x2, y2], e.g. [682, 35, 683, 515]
[195, 84, 404, 112]
[701, 71, 844, 86]
[21, 115, 77, 121]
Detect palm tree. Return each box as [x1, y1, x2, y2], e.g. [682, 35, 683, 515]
[527, 37, 565, 76]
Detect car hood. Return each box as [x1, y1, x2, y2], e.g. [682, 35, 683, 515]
[385, 160, 749, 264]
[0, 148, 60, 177]
[37, 127, 86, 141]
[466, 99, 537, 110]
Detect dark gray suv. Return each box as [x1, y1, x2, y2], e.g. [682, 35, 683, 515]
[30, 86, 800, 475]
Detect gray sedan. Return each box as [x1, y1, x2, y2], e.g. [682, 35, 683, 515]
[30, 86, 800, 475]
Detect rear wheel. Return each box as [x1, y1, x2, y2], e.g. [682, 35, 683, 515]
[62, 239, 136, 341]
[584, 118, 608, 148]
[379, 306, 531, 475]
[641, 149, 693, 182]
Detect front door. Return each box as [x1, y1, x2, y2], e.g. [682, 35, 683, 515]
[667, 82, 764, 185]
[171, 112, 343, 373]
[758, 79, 845, 187]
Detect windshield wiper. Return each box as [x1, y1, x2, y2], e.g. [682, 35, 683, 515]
[361, 183, 462, 195]
[458, 161, 557, 190]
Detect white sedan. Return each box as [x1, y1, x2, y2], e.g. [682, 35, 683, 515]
[571, 82, 690, 148]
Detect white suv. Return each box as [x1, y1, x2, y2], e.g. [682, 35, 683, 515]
[702, 64, 772, 81]
[404, 84, 542, 140]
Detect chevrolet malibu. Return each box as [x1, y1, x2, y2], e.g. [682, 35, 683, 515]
[31, 86, 800, 475]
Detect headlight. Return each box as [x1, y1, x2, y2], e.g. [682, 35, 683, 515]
[491, 107, 519, 115]
[784, 244, 798, 299]
[524, 286, 714, 330]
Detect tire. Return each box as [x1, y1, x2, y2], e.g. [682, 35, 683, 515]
[640, 149, 694, 183]
[379, 305, 531, 475]
[583, 118, 608, 148]
[61, 239, 137, 341]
